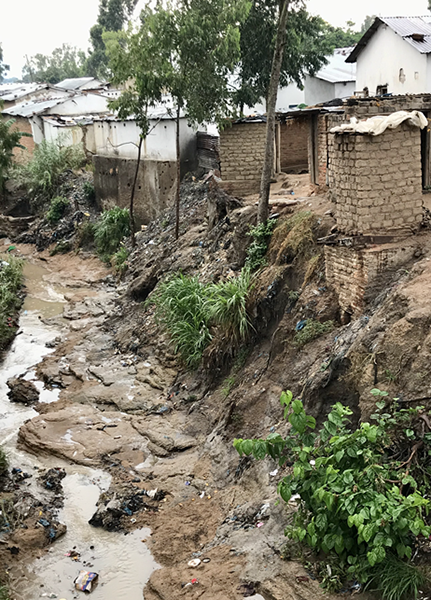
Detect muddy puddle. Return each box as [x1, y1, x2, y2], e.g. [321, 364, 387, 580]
[1, 257, 159, 600]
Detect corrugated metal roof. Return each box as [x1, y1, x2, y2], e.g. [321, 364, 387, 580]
[0, 83, 47, 102]
[2, 97, 70, 117]
[347, 16, 431, 63]
[56, 77, 104, 90]
[316, 51, 356, 83]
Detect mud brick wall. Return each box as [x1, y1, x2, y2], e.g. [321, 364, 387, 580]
[219, 122, 266, 196]
[93, 156, 176, 226]
[325, 243, 417, 316]
[328, 123, 423, 235]
[2, 116, 35, 161]
[280, 118, 308, 173]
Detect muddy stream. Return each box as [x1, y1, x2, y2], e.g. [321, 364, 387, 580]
[1, 259, 159, 600]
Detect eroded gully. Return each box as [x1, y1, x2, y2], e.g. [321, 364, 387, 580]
[0, 252, 159, 600]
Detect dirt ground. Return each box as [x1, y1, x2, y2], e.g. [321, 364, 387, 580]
[3, 173, 431, 599]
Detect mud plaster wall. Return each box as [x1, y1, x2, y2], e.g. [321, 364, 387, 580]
[325, 244, 417, 316]
[328, 123, 423, 235]
[280, 118, 308, 173]
[93, 156, 176, 226]
[219, 122, 266, 195]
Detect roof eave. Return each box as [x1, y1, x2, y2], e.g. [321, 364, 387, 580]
[345, 17, 383, 63]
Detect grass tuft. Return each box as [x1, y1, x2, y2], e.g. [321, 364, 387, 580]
[0, 446, 8, 475]
[111, 244, 129, 276]
[367, 554, 427, 600]
[46, 196, 69, 224]
[152, 271, 252, 368]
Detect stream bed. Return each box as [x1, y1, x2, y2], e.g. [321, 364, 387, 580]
[0, 258, 159, 600]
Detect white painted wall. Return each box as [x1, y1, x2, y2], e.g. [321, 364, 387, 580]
[304, 77, 334, 105]
[356, 24, 428, 95]
[93, 118, 196, 161]
[334, 80, 356, 99]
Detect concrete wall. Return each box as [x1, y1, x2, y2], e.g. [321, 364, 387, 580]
[356, 25, 428, 95]
[328, 122, 423, 235]
[334, 81, 356, 99]
[93, 155, 177, 226]
[219, 122, 267, 195]
[93, 118, 197, 169]
[304, 77, 335, 106]
[280, 117, 309, 173]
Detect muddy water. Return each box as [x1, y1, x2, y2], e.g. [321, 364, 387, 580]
[1, 257, 159, 600]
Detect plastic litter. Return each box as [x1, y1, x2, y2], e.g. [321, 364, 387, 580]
[269, 469, 278, 477]
[74, 571, 98, 592]
[256, 522, 264, 528]
[199, 491, 205, 499]
[187, 558, 201, 567]
[295, 319, 307, 331]
[202, 558, 211, 563]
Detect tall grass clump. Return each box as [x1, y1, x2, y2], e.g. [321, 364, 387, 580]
[0, 584, 10, 600]
[152, 270, 252, 368]
[15, 139, 85, 200]
[94, 207, 130, 261]
[367, 554, 427, 600]
[0, 254, 24, 349]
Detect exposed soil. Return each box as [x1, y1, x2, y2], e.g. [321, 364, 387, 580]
[4, 172, 431, 599]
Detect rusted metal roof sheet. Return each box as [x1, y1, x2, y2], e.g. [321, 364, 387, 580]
[347, 16, 431, 63]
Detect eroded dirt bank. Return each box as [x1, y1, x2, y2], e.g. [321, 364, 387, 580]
[5, 175, 431, 599]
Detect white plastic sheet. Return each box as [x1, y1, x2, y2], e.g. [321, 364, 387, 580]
[330, 110, 428, 136]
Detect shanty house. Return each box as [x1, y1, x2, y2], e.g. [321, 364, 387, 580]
[347, 16, 431, 96]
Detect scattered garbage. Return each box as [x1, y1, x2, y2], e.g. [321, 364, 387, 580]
[74, 571, 99, 592]
[256, 522, 264, 528]
[187, 558, 201, 567]
[202, 558, 211, 563]
[269, 469, 278, 477]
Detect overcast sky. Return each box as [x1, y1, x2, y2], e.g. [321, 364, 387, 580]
[1, 0, 430, 78]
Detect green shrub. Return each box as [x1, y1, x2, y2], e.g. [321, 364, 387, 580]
[0, 585, 10, 600]
[0, 255, 23, 349]
[293, 319, 333, 347]
[83, 181, 96, 202]
[94, 207, 130, 261]
[15, 139, 85, 200]
[152, 271, 252, 368]
[234, 390, 431, 595]
[245, 219, 276, 271]
[46, 196, 69, 224]
[111, 244, 129, 275]
[0, 446, 8, 475]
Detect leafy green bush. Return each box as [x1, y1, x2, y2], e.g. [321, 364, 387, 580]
[0, 254, 23, 349]
[83, 181, 96, 202]
[46, 196, 69, 224]
[152, 270, 251, 368]
[15, 139, 85, 200]
[294, 319, 333, 347]
[0, 117, 29, 191]
[245, 219, 276, 271]
[234, 390, 431, 594]
[111, 244, 129, 275]
[94, 207, 130, 261]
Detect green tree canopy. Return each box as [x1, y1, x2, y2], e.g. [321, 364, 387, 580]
[322, 20, 361, 50]
[234, 1, 333, 110]
[86, 0, 139, 79]
[0, 43, 9, 83]
[360, 15, 376, 34]
[22, 44, 86, 84]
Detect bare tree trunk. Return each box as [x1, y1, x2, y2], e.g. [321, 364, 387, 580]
[257, 0, 290, 223]
[175, 104, 181, 240]
[130, 136, 143, 248]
